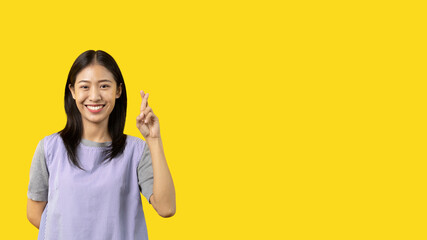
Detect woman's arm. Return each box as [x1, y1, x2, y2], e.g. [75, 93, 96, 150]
[27, 198, 47, 229]
[136, 90, 176, 217]
[146, 137, 176, 218]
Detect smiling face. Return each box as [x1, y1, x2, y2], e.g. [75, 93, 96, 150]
[68, 64, 122, 127]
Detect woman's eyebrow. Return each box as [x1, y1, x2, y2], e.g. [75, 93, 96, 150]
[77, 79, 113, 83]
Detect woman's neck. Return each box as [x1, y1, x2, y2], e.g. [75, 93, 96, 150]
[82, 120, 112, 143]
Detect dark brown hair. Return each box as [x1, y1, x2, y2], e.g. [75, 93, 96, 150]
[58, 50, 128, 171]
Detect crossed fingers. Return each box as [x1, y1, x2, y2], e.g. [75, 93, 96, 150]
[137, 90, 153, 124]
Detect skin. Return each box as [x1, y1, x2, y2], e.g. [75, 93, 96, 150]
[69, 63, 122, 142]
[27, 200, 46, 229]
[137, 90, 176, 218]
[28, 63, 176, 229]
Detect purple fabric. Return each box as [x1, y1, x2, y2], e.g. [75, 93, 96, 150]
[38, 132, 149, 240]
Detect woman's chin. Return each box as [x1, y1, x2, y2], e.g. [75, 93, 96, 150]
[82, 116, 109, 125]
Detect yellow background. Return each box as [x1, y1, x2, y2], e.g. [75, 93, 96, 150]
[1, 0, 425, 239]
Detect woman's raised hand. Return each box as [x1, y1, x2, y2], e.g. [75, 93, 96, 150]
[136, 90, 161, 140]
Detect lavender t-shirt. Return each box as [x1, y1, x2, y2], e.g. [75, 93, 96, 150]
[27, 132, 154, 240]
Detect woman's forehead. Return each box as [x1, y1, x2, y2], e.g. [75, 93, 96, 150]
[76, 65, 115, 83]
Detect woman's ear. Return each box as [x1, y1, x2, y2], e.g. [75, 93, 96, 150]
[116, 83, 122, 99]
[68, 84, 76, 99]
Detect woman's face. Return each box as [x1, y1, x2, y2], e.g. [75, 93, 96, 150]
[69, 64, 122, 127]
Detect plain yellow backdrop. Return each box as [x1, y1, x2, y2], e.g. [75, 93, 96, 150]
[1, 0, 425, 239]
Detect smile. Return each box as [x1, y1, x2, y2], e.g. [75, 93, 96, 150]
[85, 105, 105, 113]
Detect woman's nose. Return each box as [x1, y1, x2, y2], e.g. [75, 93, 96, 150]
[89, 87, 102, 101]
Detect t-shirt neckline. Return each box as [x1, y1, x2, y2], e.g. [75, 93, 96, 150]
[80, 138, 112, 147]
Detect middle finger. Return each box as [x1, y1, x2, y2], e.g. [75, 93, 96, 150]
[143, 106, 152, 116]
[140, 91, 149, 112]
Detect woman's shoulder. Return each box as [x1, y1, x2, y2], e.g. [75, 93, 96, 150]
[125, 134, 147, 147]
[39, 131, 62, 145]
[36, 132, 65, 164]
[125, 134, 148, 155]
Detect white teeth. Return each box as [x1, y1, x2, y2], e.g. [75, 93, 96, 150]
[87, 105, 103, 110]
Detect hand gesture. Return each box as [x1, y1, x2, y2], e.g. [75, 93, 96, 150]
[136, 90, 160, 140]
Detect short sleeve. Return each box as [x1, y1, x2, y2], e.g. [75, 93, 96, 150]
[27, 138, 49, 202]
[137, 143, 154, 204]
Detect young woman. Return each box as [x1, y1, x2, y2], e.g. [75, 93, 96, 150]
[27, 50, 176, 239]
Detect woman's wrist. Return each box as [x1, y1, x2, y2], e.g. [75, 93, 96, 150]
[146, 136, 162, 147]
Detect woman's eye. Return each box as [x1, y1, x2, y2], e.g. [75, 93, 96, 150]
[80, 86, 88, 89]
[101, 85, 110, 88]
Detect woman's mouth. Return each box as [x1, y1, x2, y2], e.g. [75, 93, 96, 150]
[85, 105, 105, 113]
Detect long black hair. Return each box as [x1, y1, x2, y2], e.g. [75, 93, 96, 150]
[58, 50, 128, 171]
